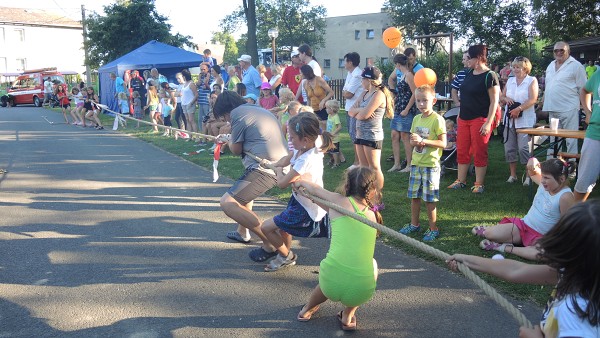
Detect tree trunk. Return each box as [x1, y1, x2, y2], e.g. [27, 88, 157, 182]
[243, 0, 258, 66]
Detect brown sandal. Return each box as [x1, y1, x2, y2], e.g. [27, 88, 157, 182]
[337, 311, 357, 331]
[297, 304, 320, 322]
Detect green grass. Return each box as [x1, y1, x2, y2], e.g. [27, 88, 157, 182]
[90, 109, 598, 306]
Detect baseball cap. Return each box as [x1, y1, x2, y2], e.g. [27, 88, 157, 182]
[260, 82, 271, 90]
[243, 93, 258, 102]
[237, 54, 252, 63]
[291, 50, 299, 57]
[361, 66, 380, 80]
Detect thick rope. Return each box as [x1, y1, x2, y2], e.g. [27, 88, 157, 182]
[94, 103, 216, 140]
[243, 151, 533, 329]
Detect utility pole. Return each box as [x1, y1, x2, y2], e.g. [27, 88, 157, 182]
[81, 5, 92, 87]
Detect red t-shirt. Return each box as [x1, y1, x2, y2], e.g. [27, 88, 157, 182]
[57, 91, 70, 105]
[281, 65, 302, 97]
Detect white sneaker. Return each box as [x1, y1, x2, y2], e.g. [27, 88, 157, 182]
[399, 166, 411, 173]
[523, 177, 531, 186]
[506, 176, 518, 183]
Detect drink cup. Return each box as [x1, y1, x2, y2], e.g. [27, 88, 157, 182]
[550, 118, 559, 131]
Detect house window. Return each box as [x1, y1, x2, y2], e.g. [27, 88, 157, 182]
[16, 58, 26, 71]
[324, 59, 331, 68]
[14, 29, 25, 42]
[381, 57, 389, 65]
[366, 29, 374, 39]
[366, 57, 374, 66]
[339, 59, 345, 68]
[355, 30, 360, 40]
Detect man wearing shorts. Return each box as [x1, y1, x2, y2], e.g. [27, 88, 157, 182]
[212, 91, 288, 244]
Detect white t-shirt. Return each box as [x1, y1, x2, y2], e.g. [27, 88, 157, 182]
[290, 147, 326, 221]
[505, 75, 536, 129]
[44, 80, 52, 93]
[523, 185, 572, 235]
[73, 92, 83, 105]
[542, 294, 600, 338]
[543, 56, 587, 113]
[343, 66, 364, 111]
[308, 59, 322, 77]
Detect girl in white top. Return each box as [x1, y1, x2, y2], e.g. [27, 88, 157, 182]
[472, 157, 575, 260]
[448, 200, 600, 338]
[179, 69, 199, 135]
[500, 57, 539, 185]
[254, 112, 335, 272]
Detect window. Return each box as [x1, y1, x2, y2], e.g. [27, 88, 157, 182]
[324, 59, 331, 68]
[366, 57, 374, 66]
[381, 57, 389, 65]
[14, 29, 25, 42]
[16, 58, 26, 71]
[339, 59, 345, 68]
[355, 30, 360, 40]
[366, 29, 374, 39]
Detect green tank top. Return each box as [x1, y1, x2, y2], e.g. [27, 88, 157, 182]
[324, 197, 377, 275]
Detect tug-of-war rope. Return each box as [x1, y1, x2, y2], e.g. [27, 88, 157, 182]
[57, 104, 533, 329]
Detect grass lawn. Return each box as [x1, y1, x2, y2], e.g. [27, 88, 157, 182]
[90, 109, 598, 306]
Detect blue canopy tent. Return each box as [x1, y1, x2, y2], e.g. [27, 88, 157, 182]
[97, 40, 203, 113]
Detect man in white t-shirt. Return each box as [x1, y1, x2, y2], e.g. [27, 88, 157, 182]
[342, 52, 363, 167]
[542, 41, 587, 158]
[42, 77, 53, 107]
[298, 44, 322, 77]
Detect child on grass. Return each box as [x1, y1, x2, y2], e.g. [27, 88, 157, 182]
[398, 85, 446, 241]
[132, 91, 143, 129]
[118, 92, 129, 128]
[250, 112, 335, 271]
[325, 99, 345, 168]
[447, 200, 600, 337]
[295, 166, 382, 331]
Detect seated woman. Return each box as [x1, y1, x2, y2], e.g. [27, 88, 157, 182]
[472, 157, 575, 260]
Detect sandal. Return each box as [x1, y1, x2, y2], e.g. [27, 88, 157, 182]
[471, 226, 486, 237]
[297, 304, 320, 322]
[248, 247, 277, 262]
[479, 239, 501, 251]
[447, 180, 466, 189]
[471, 183, 485, 194]
[264, 252, 297, 272]
[226, 231, 250, 244]
[337, 311, 357, 331]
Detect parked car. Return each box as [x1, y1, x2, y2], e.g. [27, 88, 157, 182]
[1, 68, 66, 107]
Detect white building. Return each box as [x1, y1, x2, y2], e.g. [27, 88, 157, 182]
[0, 7, 84, 78]
[316, 11, 396, 80]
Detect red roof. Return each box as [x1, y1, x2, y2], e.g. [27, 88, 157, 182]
[0, 7, 81, 29]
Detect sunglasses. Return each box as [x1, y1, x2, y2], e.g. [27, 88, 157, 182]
[553, 49, 566, 54]
[514, 56, 526, 62]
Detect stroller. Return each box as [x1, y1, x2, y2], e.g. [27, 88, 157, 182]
[440, 107, 458, 176]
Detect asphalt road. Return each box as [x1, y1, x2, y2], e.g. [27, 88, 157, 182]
[0, 106, 541, 337]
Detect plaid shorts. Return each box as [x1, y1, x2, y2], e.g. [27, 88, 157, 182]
[407, 165, 440, 202]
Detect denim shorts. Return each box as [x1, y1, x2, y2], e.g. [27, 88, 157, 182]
[391, 111, 417, 132]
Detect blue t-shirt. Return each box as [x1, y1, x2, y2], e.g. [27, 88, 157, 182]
[119, 98, 129, 113]
[242, 65, 262, 97]
[115, 77, 125, 94]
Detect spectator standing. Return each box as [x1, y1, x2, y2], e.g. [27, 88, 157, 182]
[226, 66, 241, 92]
[238, 54, 262, 97]
[42, 77, 52, 107]
[197, 63, 213, 144]
[269, 64, 283, 96]
[541, 41, 587, 158]
[281, 51, 303, 101]
[301, 65, 335, 131]
[173, 72, 187, 131]
[586, 60, 597, 79]
[342, 52, 364, 168]
[451, 52, 470, 107]
[298, 44, 322, 77]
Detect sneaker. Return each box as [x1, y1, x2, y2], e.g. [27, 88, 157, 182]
[399, 223, 420, 235]
[264, 252, 297, 272]
[447, 180, 466, 189]
[479, 239, 502, 251]
[506, 176, 518, 183]
[399, 166, 411, 173]
[471, 184, 485, 194]
[523, 177, 531, 186]
[422, 229, 440, 241]
[471, 226, 486, 237]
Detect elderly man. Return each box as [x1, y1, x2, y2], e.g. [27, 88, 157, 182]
[542, 41, 587, 158]
[238, 54, 262, 97]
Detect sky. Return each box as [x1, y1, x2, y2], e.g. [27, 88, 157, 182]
[1, 0, 387, 44]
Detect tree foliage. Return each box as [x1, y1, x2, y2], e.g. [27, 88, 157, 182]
[220, 0, 327, 64]
[85, 0, 195, 69]
[532, 0, 600, 41]
[212, 32, 239, 65]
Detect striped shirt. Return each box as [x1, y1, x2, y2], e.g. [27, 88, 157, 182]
[451, 68, 469, 90]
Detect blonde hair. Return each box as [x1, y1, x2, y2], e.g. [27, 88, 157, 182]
[278, 88, 295, 104]
[511, 56, 532, 75]
[415, 84, 435, 96]
[325, 99, 340, 112]
[257, 64, 266, 73]
[288, 101, 303, 115]
[118, 92, 127, 100]
[271, 64, 282, 75]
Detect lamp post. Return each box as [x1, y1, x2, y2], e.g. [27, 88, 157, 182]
[268, 27, 279, 65]
[527, 35, 534, 59]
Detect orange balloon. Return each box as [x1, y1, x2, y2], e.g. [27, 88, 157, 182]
[382, 27, 402, 49]
[414, 68, 437, 87]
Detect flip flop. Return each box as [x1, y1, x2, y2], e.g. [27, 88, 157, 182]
[297, 304, 320, 322]
[337, 311, 357, 331]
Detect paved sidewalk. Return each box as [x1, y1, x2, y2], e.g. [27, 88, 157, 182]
[0, 107, 541, 337]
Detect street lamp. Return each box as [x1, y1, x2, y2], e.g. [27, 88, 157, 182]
[268, 27, 279, 65]
[527, 35, 534, 59]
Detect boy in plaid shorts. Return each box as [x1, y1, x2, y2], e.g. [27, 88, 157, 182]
[398, 85, 447, 241]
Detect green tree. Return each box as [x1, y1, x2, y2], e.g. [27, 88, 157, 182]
[220, 0, 327, 63]
[85, 0, 195, 69]
[383, 0, 462, 56]
[532, 0, 600, 41]
[212, 32, 239, 65]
